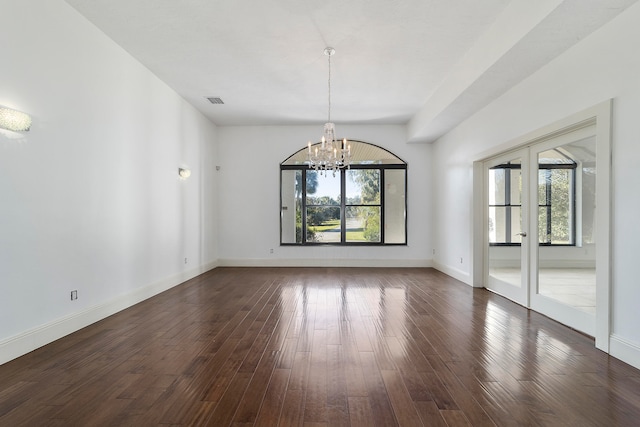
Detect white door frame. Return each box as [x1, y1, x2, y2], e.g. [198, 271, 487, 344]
[471, 100, 612, 352]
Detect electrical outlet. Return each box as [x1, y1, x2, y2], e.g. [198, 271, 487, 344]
[432, 249, 436, 255]
[184, 257, 188, 264]
[269, 248, 274, 254]
[71, 290, 78, 300]
[460, 257, 463, 264]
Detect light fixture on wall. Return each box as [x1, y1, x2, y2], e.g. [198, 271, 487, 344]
[307, 47, 351, 176]
[0, 106, 32, 132]
[178, 168, 191, 179]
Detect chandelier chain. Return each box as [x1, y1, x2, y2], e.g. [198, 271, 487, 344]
[307, 47, 351, 176]
[327, 52, 331, 123]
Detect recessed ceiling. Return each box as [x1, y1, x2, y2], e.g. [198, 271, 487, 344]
[64, 0, 637, 142]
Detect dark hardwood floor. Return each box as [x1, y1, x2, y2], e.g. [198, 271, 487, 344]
[1, 267, 639, 426]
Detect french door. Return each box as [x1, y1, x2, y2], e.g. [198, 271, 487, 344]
[485, 125, 599, 337]
[486, 148, 530, 307]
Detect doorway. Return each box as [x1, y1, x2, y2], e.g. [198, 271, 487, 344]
[477, 102, 611, 351]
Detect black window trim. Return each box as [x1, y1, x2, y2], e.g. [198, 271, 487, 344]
[280, 150, 407, 246]
[489, 162, 577, 247]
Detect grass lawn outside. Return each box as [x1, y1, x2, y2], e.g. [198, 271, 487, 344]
[308, 219, 340, 232]
[346, 231, 365, 241]
[308, 219, 368, 241]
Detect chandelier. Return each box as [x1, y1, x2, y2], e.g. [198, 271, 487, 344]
[307, 47, 351, 176]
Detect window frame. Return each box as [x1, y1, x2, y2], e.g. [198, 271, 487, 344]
[489, 162, 576, 247]
[280, 142, 407, 246]
[537, 164, 577, 246]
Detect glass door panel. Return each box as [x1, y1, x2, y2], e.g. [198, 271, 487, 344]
[530, 126, 597, 335]
[482, 111, 609, 348]
[486, 149, 528, 306]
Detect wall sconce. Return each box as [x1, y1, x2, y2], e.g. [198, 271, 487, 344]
[178, 168, 191, 179]
[0, 107, 32, 132]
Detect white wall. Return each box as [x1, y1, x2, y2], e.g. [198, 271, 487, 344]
[217, 125, 432, 267]
[432, 2, 640, 368]
[0, 0, 218, 363]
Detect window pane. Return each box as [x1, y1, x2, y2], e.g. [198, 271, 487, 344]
[539, 148, 576, 165]
[282, 140, 405, 165]
[511, 206, 522, 244]
[489, 169, 505, 205]
[581, 166, 596, 244]
[306, 206, 341, 243]
[489, 206, 521, 243]
[346, 206, 381, 242]
[281, 170, 302, 243]
[384, 169, 406, 244]
[538, 167, 574, 244]
[510, 169, 522, 205]
[306, 171, 340, 205]
[539, 206, 550, 244]
[488, 207, 505, 243]
[538, 169, 549, 205]
[550, 169, 572, 244]
[346, 169, 380, 205]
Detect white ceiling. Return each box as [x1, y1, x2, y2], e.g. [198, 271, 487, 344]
[64, 0, 637, 142]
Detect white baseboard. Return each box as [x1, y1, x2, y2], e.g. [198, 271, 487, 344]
[432, 261, 471, 285]
[538, 260, 595, 269]
[0, 260, 218, 366]
[609, 334, 640, 370]
[489, 260, 595, 269]
[217, 258, 432, 268]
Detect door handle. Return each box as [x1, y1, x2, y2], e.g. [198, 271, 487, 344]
[516, 232, 527, 237]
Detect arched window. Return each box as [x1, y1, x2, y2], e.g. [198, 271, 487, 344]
[280, 140, 407, 245]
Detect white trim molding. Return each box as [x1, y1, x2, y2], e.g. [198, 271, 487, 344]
[218, 258, 432, 268]
[432, 261, 472, 286]
[0, 261, 218, 365]
[610, 334, 640, 370]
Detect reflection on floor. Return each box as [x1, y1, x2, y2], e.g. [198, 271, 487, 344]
[489, 268, 596, 314]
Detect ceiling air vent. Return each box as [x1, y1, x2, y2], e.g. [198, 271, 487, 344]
[206, 97, 224, 104]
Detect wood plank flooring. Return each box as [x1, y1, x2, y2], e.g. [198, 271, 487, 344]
[1, 267, 639, 426]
